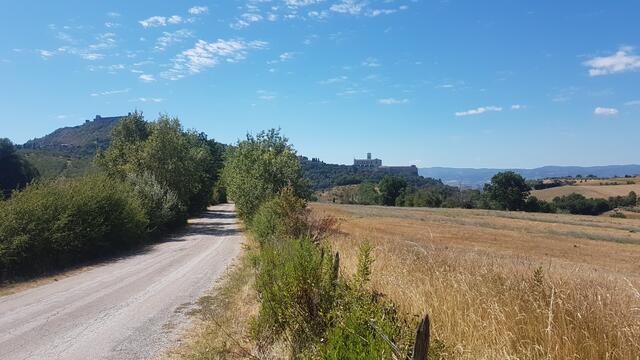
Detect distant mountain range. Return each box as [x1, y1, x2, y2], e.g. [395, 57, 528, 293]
[419, 165, 640, 188]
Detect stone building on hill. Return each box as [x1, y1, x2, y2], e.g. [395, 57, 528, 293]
[353, 153, 418, 176]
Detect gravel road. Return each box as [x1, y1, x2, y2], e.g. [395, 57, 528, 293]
[0, 203, 243, 360]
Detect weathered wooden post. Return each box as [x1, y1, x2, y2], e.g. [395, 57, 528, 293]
[331, 252, 340, 288]
[412, 314, 430, 360]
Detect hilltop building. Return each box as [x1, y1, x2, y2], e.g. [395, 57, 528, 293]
[353, 153, 419, 176]
[353, 153, 382, 168]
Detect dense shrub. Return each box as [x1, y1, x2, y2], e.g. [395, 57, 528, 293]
[96, 113, 222, 215]
[524, 196, 557, 213]
[1, 138, 39, 199]
[127, 172, 186, 232]
[0, 176, 148, 276]
[552, 193, 611, 215]
[250, 188, 309, 244]
[222, 129, 309, 221]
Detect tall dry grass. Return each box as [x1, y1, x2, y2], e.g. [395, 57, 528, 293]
[323, 205, 640, 359]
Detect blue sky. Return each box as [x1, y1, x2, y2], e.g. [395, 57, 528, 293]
[1, 0, 639, 168]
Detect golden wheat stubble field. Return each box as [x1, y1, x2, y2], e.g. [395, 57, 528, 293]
[311, 203, 640, 359]
[532, 181, 640, 202]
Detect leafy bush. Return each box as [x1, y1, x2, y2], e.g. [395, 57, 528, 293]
[222, 129, 309, 221]
[127, 172, 186, 232]
[524, 196, 556, 213]
[0, 176, 147, 276]
[96, 113, 222, 215]
[553, 193, 611, 215]
[250, 188, 309, 244]
[1, 138, 39, 199]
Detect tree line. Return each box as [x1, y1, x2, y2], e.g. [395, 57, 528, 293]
[0, 112, 224, 277]
[336, 171, 638, 216]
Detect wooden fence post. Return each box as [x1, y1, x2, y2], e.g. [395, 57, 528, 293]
[412, 313, 430, 360]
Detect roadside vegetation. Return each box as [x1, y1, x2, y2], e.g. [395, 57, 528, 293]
[0, 112, 223, 279]
[177, 129, 436, 359]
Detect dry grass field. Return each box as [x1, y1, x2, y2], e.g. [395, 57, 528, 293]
[532, 179, 640, 201]
[312, 203, 640, 359]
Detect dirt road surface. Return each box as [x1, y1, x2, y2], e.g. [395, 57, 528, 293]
[0, 203, 243, 360]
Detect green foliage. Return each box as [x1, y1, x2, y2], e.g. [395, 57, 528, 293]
[354, 241, 373, 288]
[250, 188, 309, 244]
[379, 175, 408, 206]
[300, 157, 442, 191]
[356, 182, 381, 205]
[222, 129, 309, 221]
[254, 237, 337, 353]
[1, 138, 39, 199]
[484, 171, 531, 211]
[0, 176, 147, 275]
[524, 196, 556, 213]
[17, 149, 97, 179]
[552, 193, 611, 215]
[127, 172, 186, 232]
[96, 112, 221, 215]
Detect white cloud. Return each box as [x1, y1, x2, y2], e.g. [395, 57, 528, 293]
[155, 29, 193, 51]
[81, 53, 104, 61]
[39, 50, 54, 59]
[330, 0, 366, 15]
[168, 15, 182, 24]
[188, 6, 209, 15]
[231, 13, 263, 29]
[139, 74, 156, 82]
[584, 46, 640, 76]
[308, 10, 329, 19]
[162, 39, 268, 80]
[362, 57, 381, 67]
[140, 15, 182, 28]
[257, 90, 277, 101]
[140, 16, 167, 28]
[594, 107, 619, 116]
[624, 100, 640, 106]
[511, 104, 525, 110]
[285, 0, 324, 7]
[107, 12, 121, 18]
[319, 75, 348, 84]
[378, 98, 409, 105]
[455, 106, 503, 117]
[90, 88, 130, 97]
[133, 97, 164, 103]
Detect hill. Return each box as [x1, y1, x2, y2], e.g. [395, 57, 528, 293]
[16, 115, 127, 178]
[300, 157, 442, 190]
[21, 114, 127, 156]
[420, 165, 640, 188]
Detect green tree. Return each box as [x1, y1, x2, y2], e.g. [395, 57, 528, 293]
[483, 171, 530, 211]
[222, 129, 309, 221]
[356, 182, 380, 205]
[1, 138, 39, 199]
[96, 113, 221, 214]
[378, 175, 407, 206]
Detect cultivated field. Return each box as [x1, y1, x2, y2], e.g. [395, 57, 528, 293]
[532, 179, 640, 201]
[312, 203, 640, 359]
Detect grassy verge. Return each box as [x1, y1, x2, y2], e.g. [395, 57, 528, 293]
[162, 240, 262, 360]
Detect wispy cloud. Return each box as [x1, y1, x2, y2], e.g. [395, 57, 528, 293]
[362, 57, 381, 67]
[132, 97, 164, 103]
[594, 107, 619, 116]
[511, 104, 526, 110]
[625, 100, 640, 106]
[319, 75, 348, 84]
[90, 88, 130, 97]
[257, 89, 277, 101]
[38, 50, 55, 59]
[378, 98, 409, 105]
[155, 29, 193, 51]
[584, 46, 640, 76]
[331, 0, 366, 15]
[139, 74, 156, 82]
[455, 106, 503, 117]
[140, 15, 182, 28]
[161, 39, 268, 80]
[188, 6, 209, 15]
